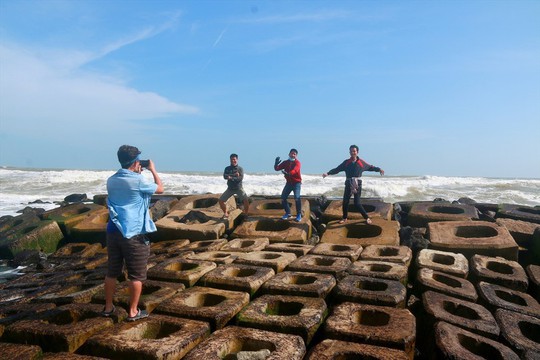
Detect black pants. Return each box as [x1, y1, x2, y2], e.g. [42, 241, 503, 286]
[342, 181, 369, 219]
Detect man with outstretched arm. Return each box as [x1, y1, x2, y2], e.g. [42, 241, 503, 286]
[274, 148, 302, 222]
[102, 145, 163, 321]
[322, 144, 384, 224]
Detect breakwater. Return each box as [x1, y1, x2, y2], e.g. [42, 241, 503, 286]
[0, 193, 539, 359]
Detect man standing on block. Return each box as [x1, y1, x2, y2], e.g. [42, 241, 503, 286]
[274, 148, 303, 222]
[323, 144, 384, 224]
[219, 153, 250, 219]
[102, 145, 163, 321]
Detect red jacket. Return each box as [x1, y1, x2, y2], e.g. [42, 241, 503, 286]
[275, 159, 302, 184]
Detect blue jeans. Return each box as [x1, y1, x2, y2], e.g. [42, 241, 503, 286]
[281, 182, 302, 215]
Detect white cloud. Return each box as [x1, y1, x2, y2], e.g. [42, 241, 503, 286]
[0, 42, 198, 137]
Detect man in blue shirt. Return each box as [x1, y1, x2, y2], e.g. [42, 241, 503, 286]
[102, 145, 163, 321]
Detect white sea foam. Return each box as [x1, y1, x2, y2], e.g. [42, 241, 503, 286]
[0, 168, 538, 217]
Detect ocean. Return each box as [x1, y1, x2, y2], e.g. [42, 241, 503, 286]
[1, 167, 539, 218]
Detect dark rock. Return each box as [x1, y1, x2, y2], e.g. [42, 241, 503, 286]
[176, 210, 211, 224]
[150, 199, 174, 222]
[457, 197, 477, 205]
[433, 198, 448, 202]
[17, 207, 45, 216]
[63, 193, 88, 203]
[28, 199, 49, 204]
[7, 250, 45, 267]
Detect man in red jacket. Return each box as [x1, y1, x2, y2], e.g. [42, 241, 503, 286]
[274, 148, 303, 222]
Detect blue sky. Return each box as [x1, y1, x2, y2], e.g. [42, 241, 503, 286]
[0, 0, 539, 178]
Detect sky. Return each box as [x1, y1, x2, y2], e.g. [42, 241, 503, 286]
[0, 0, 539, 178]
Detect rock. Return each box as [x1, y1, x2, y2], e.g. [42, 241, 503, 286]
[7, 250, 44, 267]
[150, 199, 174, 222]
[17, 207, 45, 216]
[64, 194, 88, 203]
[457, 197, 477, 205]
[177, 210, 212, 225]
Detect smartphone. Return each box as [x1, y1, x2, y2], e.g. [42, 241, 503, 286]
[139, 160, 150, 168]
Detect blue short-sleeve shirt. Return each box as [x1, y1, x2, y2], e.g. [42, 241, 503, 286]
[106, 169, 158, 239]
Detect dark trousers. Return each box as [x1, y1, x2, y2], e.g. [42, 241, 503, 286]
[342, 182, 369, 219]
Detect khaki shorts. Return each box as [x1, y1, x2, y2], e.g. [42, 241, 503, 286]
[219, 188, 248, 203]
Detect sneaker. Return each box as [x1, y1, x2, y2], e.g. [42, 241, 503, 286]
[295, 214, 302, 222]
[281, 214, 292, 220]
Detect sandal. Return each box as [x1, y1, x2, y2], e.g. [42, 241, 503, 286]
[366, 218, 373, 225]
[100, 305, 116, 317]
[338, 219, 347, 224]
[127, 308, 149, 322]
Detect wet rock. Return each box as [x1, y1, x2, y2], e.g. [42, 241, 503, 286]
[64, 194, 88, 203]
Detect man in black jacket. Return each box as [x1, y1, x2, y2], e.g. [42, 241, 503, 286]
[323, 145, 384, 224]
[219, 153, 250, 218]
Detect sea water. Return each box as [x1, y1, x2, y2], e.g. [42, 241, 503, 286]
[1, 167, 539, 218]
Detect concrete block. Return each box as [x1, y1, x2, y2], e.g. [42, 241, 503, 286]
[0, 342, 42, 359]
[477, 281, 540, 319]
[52, 253, 108, 272]
[496, 309, 540, 355]
[231, 216, 310, 244]
[470, 254, 528, 292]
[408, 202, 478, 227]
[150, 239, 190, 255]
[69, 208, 109, 244]
[264, 243, 313, 257]
[33, 281, 103, 305]
[347, 260, 408, 286]
[360, 245, 413, 267]
[0, 302, 56, 326]
[233, 251, 297, 273]
[155, 286, 249, 330]
[80, 315, 210, 360]
[92, 280, 184, 313]
[321, 218, 399, 246]
[199, 264, 275, 297]
[42, 203, 105, 235]
[416, 249, 468, 278]
[334, 275, 407, 308]
[147, 258, 217, 287]
[220, 237, 270, 252]
[306, 339, 409, 360]
[0, 284, 63, 305]
[428, 221, 518, 260]
[309, 243, 362, 261]
[323, 199, 393, 221]
[170, 193, 234, 213]
[155, 209, 238, 241]
[497, 204, 540, 224]
[186, 251, 239, 264]
[180, 238, 228, 253]
[236, 294, 327, 344]
[527, 264, 540, 302]
[183, 325, 306, 360]
[249, 198, 311, 218]
[434, 321, 519, 360]
[286, 254, 352, 277]
[49, 243, 103, 261]
[422, 290, 499, 338]
[2, 303, 118, 352]
[496, 218, 540, 247]
[325, 302, 416, 359]
[0, 220, 64, 259]
[416, 268, 478, 302]
[259, 271, 336, 298]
